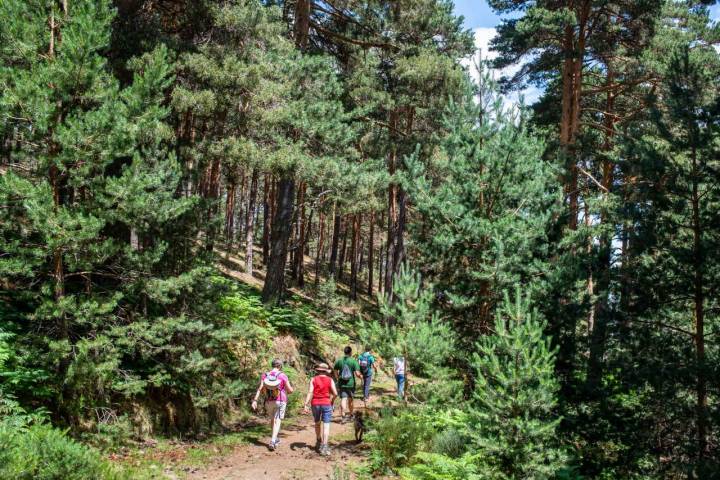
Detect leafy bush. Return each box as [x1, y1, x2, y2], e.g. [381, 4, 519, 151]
[0, 413, 128, 480]
[430, 428, 469, 458]
[401, 452, 481, 480]
[267, 305, 319, 341]
[315, 278, 346, 324]
[367, 407, 434, 474]
[367, 266, 456, 377]
[221, 283, 318, 341]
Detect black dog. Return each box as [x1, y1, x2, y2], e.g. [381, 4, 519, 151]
[354, 411, 365, 443]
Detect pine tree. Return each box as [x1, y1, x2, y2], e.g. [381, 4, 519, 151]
[618, 19, 720, 473]
[0, 0, 245, 430]
[403, 64, 559, 337]
[469, 288, 567, 479]
[363, 265, 459, 403]
[488, 0, 663, 229]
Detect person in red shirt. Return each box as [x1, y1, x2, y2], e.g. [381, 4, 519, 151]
[303, 363, 338, 456]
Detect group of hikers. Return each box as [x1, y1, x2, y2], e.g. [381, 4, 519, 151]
[251, 346, 407, 456]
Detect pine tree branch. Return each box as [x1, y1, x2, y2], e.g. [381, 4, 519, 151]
[358, 116, 407, 137]
[310, 22, 399, 51]
[578, 166, 609, 193]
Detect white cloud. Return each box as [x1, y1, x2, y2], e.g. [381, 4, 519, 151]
[462, 27, 542, 107]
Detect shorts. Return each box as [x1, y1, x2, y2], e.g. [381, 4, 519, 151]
[311, 405, 333, 424]
[339, 387, 354, 399]
[265, 401, 287, 420]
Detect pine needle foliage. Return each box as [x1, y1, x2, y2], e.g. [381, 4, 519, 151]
[403, 64, 559, 338]
[469, 288, 567, 479]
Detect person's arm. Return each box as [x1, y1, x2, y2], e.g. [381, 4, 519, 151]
[302, 380, 314, 414]
[330, 379, 338, 405]
[251, 377, 264, 411]
[354, 359, 363, 379]
[284, 375, 294, 394]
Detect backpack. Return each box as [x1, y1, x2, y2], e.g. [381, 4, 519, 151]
[340, 360, 353, 381]
[263, 370, 282, 401]
[358, 353, 371, 375]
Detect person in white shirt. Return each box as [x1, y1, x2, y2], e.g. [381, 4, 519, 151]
[393, 356, 406, 400]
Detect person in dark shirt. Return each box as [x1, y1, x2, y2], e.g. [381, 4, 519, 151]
[333, 346, 362, 422]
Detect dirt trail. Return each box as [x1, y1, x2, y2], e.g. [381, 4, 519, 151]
[186, 250, 387, 479]
[185, 408, 369, 480]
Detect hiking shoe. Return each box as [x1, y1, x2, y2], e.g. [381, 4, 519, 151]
[320, 444, 331, 456]
[269, 439, 280, 451]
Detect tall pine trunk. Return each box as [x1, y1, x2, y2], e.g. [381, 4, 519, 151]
[294, 184, 307, 287]
[262, 175, 271, 265]
[329, 211, 341, 277]
[245, 170, 258, 275]
[224, 182, 236, 248]
[338, 218, 348, 283]
[315, 210, 326, 286]
[559, 7, 588, 231]
[261, 177, 295, 304]
[260, 0, 308, 303]
[383, 109, 411, 299]
[368, 211, 374, 296]
[691, 143, 708, 464]
[350, 213, 361, 300]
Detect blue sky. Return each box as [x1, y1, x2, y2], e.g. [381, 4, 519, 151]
[452, 0, 501, 29]
[453, 1, 720, 30]
[453, 1, 719, 105]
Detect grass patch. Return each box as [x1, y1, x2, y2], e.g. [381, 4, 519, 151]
[113, 424, 268, 479]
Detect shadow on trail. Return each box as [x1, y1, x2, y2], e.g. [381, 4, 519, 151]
[290, 441, 313, 452]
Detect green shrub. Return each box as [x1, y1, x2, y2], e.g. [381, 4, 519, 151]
[221, 283, 318, 341]
[367, 407, 434, 474]
[430, 428, 468, 458]
[315, 278, 346, 324]
[80, 414, 134, 451]
[267, 306, 319, 341]
[400, 452, 481, 480]
[0, 418, 128, 480]
[366, 267, 456, 380]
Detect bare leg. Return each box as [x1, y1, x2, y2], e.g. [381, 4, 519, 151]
[348, 396, 354, 416]
[340, 396, 348, 418]
[322, 421, 331, 445]
[314, 421, 321, 442]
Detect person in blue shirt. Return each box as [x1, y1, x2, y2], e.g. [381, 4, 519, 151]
[357, 346, 378, 405]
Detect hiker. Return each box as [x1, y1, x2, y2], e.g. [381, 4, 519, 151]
[393, 355, 406, 400]
[358, 346, 378, 405]
[302, 363, 338, 456]
[251, 359, 294, 451]
[333, 346, 362, 422]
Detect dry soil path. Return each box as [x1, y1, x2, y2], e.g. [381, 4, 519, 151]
[185, 408, 369, 480]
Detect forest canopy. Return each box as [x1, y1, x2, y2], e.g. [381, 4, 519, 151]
[1, 0, 720, 478]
